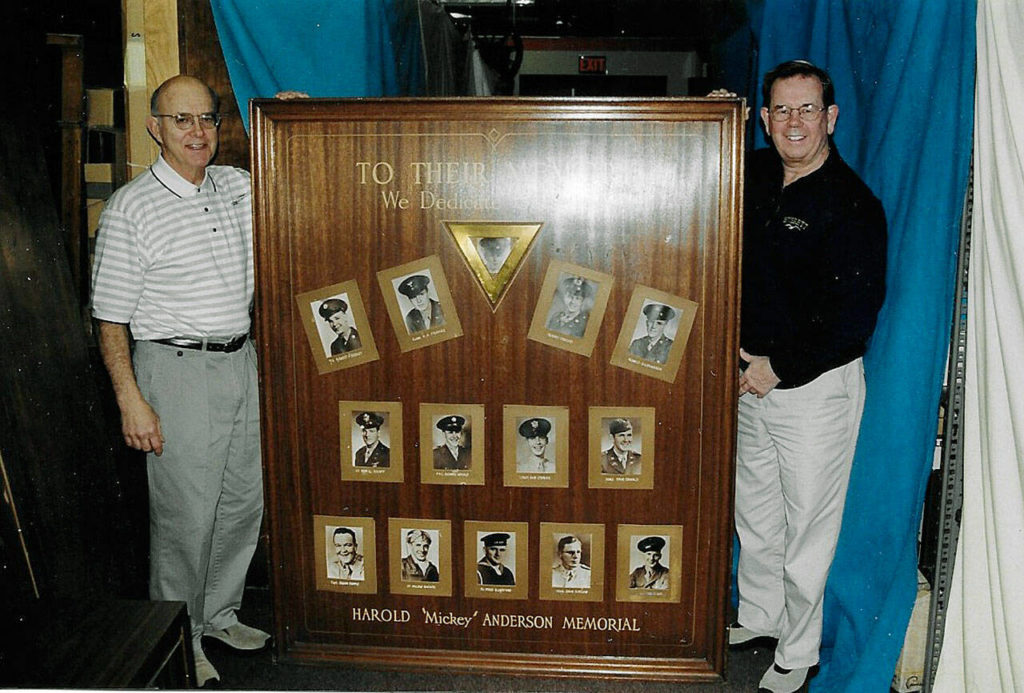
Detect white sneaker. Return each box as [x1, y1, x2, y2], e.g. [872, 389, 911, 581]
[204, 621, 270, 651]
[758, 663, 809, 693]
[193, 644, 220, 687]
[728, 622, 777, 648]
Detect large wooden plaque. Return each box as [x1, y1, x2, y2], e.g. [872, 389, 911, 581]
[251, 98, 743, 682]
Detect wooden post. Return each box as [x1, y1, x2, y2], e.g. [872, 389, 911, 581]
[122, 0, 180, 179]
[46, 33, 86, 303]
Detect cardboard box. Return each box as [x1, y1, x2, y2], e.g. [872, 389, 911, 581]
[84, 163, 112, 183]
[86, 89, 115, 127]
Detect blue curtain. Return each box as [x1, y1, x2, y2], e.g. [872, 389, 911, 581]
[209, 0, 424, 131]
[740, 2, 976, 690]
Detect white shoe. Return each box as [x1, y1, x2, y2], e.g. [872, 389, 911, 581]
[193, 644, 220, 687]
[758, 663, 810, 693]
[204, 621, 270, 651]
[728, 622, 776, 648]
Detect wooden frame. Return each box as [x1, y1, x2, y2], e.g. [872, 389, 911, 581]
[251, 97, 743, 682]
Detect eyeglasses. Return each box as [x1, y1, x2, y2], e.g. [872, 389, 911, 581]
[768, 104, 828, 122]
[152, 112, 222, 130]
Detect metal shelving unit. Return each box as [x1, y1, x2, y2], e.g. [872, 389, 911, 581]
[922, 166, 973, 692]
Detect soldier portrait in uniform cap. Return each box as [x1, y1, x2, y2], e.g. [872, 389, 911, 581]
[629, 535, 670, 590]
[397, 273, 445, 334]
[628, 302, 677, 365]
[379, 257, 463, 354]
[516, 416, 555, 474]
[611, 286, 696, 383]
[340, 400, 403, 483]
[297, 282, 380, 375]
[528, 261, 613, 358]
[545, 274, 594, 338]
[317, 295, 362, 356]
[503, 405, 568, 488]
[432, 414, 472, 470]
[353, 411, 390, 468]
[476, 532, 516, 585]
[601, 417, 642, 475]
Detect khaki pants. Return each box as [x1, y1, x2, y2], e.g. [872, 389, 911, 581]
[134, 339, 263, 644]
[734, 358, 865, 669]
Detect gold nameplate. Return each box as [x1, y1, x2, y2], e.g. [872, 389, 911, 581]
[444, 221, 543, 310]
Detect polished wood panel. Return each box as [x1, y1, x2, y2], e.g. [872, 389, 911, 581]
[251, 98, 743, 681]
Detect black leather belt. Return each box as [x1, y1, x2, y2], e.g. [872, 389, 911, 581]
[151, 335, 248, 353]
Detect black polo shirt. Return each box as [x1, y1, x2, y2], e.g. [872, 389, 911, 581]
[741, 147, 887, 388]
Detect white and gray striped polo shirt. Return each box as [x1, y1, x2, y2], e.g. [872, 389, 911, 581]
[90, 155, 254, 340]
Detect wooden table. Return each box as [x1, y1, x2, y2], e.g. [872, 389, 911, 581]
[1, 599, 193, 688]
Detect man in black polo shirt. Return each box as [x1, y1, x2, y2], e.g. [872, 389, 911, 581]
[725, 60, 887, 693]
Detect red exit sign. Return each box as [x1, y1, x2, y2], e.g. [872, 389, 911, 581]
[578, 55, 607, 74]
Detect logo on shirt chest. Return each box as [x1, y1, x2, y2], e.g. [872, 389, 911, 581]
[782, 216, 809, 232]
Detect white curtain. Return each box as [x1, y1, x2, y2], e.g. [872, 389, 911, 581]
[933, 1, 1024, 690]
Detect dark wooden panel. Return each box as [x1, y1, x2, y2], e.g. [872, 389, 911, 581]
[251, 98, 742, 681]
[0, 119, 127, 602]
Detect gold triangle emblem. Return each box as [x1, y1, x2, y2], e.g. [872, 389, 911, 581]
[444, 221, 543, 310]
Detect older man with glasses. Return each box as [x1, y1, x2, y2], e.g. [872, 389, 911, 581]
[717, 60, 888, 693]
[91, 75, 268, 687]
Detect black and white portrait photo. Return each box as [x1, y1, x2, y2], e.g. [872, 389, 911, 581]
[600, 417, 642, 476]
[588, 407, 655, 490]
[545, 274, 595, 339]
[352, 411, 390, 468]
[464, 520, 529, 600]
[396, 273, 445, 334]
[432, 414, 471, 470]
[628, 535, 670, 590]
[551, 533, 592, 588]
[325, 525, 365, 581]
[614, 524, 681, 603]
[611, 285, 698, 383]
[516, 416, 555, 474]
[539, 522, 603, 602]
[313, 515, 376, 594]
[528, 261, 613, 358]
[378, 257, 463, 353]
[475, 531, 516, 586]
[295, 281, 379, 374]
[316, 294, 362, 356]
[400, 528, 440, 583]
[627, 302, 678, 365]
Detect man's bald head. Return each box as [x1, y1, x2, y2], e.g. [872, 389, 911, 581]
[150, 75, 220, 115]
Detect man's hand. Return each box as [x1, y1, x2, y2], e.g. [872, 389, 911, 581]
[120, 395, 165, 455]
[97, 320, 165, 455]
[738, 348, 780, 398]
[707, 89, 750, 120]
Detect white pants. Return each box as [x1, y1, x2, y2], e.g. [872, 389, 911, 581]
[135, 340, 264, 645]
[734, 358, 865, 669]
